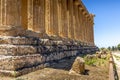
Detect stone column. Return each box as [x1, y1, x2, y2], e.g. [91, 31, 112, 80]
[84, 16, 86, 44]
[58, 0, 62, 37]
[49, 0, 54, 36]
[78, 7, 82, 41]
[89, 18, 91, 45]
[84, 14, 87, 44]
[0, 0, 24, 36]
[45, 0, 59, 37]
[82, 14, 85, 43]
[80, 8, 84, 43]
[85, 16, 89, 45]
[87, 18, 90, 45]
[53, 0, 59, 36]
[0, 1, 1, 26]
[90, 21, 92, 45]
[90, 14, 95, 46]
[73, 14, 76, 40]
[28, 0, 33, 31]
[89, 21, 91, 45]
[90, 23, 93, 44]
[67, 0, 74, 39]
[59, 0, 68, 38]
[88, 17, 90, 45]
[83, 13, 87, 44]
[21, 0, 28, 30]
[45, 0, 51, 35]
[91, 23, 94, 46]
[28, 0, 46, 37]
[73, 3, 79, 41]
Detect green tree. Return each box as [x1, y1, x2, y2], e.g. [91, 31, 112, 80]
[107, 46, 111, 51]
[112, 46, 115, 51]
[117, 44, 120, 50]
[114, 46, 118, 51]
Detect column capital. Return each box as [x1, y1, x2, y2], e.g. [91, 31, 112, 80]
[74, 0, 80, 5]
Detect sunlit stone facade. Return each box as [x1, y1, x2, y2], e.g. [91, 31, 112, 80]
[0, 0, 97, 77]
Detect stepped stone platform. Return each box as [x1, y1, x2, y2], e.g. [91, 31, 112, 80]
[0, 36, 98, 77]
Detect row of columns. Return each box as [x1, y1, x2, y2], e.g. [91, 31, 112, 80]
[0, 0, 95, 46]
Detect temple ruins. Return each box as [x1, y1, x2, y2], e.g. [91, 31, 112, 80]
[0, 0, 98, 77]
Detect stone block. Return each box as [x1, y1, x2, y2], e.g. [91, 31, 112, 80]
[69, 57, 85, 74]
[0, 54, 42, 71]
[0, 26, 25, 36]
[0, 45, 38, 56]
[0, 36, 38, 45]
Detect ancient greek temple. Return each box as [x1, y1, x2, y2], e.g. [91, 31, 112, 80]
[0, 0, 98, 77]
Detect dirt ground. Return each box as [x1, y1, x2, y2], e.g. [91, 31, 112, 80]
[0, 56, 109, 80]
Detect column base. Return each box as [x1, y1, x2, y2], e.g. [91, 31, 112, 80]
[0, 26, 25, 36]
[25, 30, 49, 39]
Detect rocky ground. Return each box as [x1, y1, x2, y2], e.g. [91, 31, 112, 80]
[0, 53, 109, 80]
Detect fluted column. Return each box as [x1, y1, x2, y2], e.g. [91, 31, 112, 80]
[77, 6, 81, 41]
[0, 1, 1, 26]
[58, 0, 68, 38]
[73, 3, 79, 41]
[21, 0, 27, 29]
[80, 9, 84, 43]
[0, 0, 24, 36]
[67, 0, 74, 39]
[89, 18, 91, 45]
[78, 7, 82, 42]
[45, 0, 53, 35]
[58, 0, 62, 37]
[90, 14, 95, 46]
[53, 0, 59, 36]
[45, 0, 59, 37]
[82, 14, 86, 43]
[91, 23, 94, 46]
[28, 0, 46, 37]
[90, 22, 92, 45]
[84, 16, 87, 44]
[84, 15, 87, 44]
[45, 0, 51, 36]
[87, 18, 90, 45]
[85, 16, 89, 44]
[83, 14, 87, 44]
[73, 14, 76, 40]
[28, 0, 33, 31]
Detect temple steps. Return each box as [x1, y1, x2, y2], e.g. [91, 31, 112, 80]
[0, 36, 38, 45]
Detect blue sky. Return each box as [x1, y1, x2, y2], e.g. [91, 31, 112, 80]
[82, 0, 120, 48]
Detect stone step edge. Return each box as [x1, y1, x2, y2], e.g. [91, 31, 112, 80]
[0, 44, 39, 56]
[0, 63, 45, 77]
[0, 36, 38, 45]
[0, 36, 85, 46]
